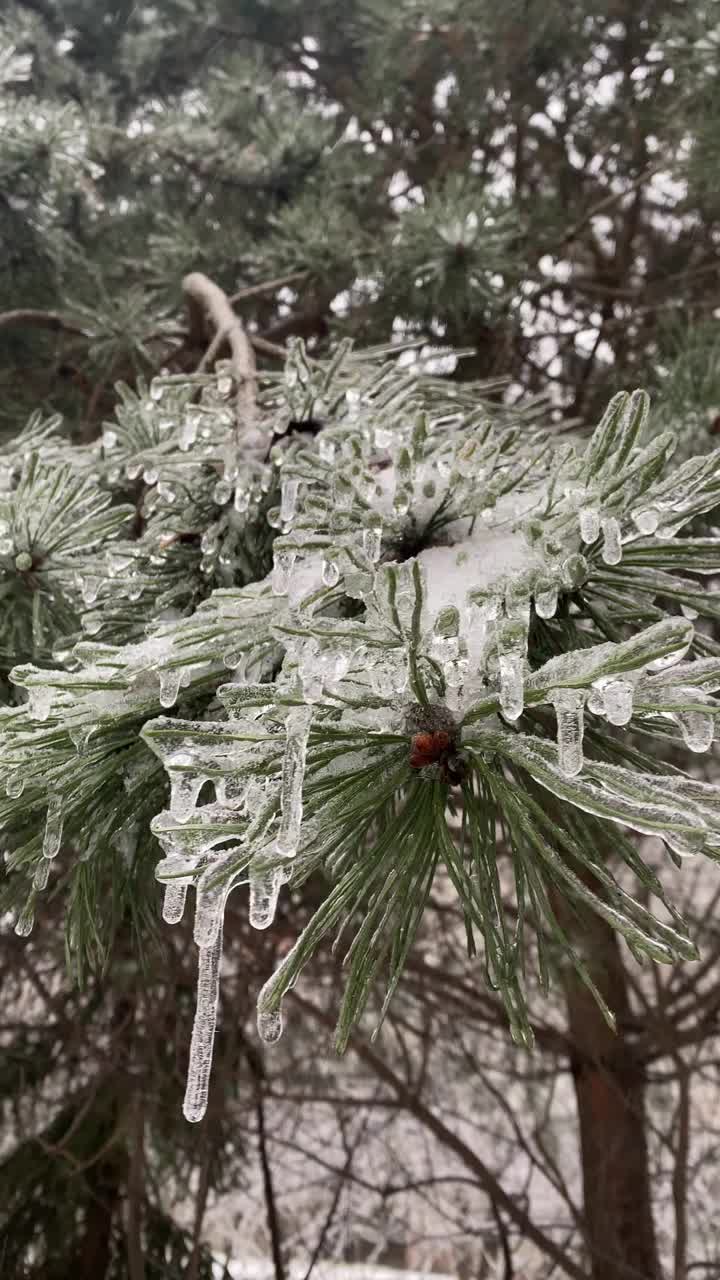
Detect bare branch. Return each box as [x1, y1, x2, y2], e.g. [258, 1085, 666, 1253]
[182, 272, 257, 426]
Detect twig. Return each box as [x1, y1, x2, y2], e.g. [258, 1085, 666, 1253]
[245, 1047, 286, 1280]
[0, 309, 91, 337]
[182, 272, 257, 427]
[229, 271, 308, 306]
[126, 1094, 146, 1280]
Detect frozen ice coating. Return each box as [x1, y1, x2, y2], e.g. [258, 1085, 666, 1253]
[183, 927, 223, 1123]
[6, 349, 720, 1126]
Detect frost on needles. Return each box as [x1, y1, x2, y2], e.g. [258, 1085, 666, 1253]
[2, 336, 720, 1121]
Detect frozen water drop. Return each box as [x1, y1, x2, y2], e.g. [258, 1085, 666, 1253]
[33, 857, 51, 892]
[163, 882, 188, 924]
[42, 794, 63, 859]
[280, 478, 300, 524]
[249, 866, 284, 930]
[6, 774, 24, 798]
[322, 558, 340, 587]
[258, 1007, 283, 1044]
[150, 382, 164, 402]
[14, 901, 34, 938]
[632, 508, 659, 535]
[217, 374, 233, 397]
[213, 480, 233, 505]
[551, 688, 585, 776]
[534, 584, 558, 619]
[677, 709, 714, 753]
[363, 521, 382, 563]
[603, 679, 634, 726]
[601, 516, 622, 565]
[579, 507, 601, 543]
[159, 668, 182, 708]
[272, 550, 296, 595]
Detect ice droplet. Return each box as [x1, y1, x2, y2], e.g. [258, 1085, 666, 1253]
[496, 598, 529, 721]
[217, 374, 233, 397]
[29, 686, 53, 722]
[551, 687, 585, 776]
[603, 679, 634, 726]
[183, 928, 223, 1123]
[14, 900, 35, 937]
[213, 480, 233, 505]
[249, 866, 285, 930]
[42, 794, 63, 859]
[280, 478, 300, 524]
[275, 707, 312, 858]
[150, 382, 164, 402]
[534, 584, 558, 619]
[163, 881, 188, 924]
[258, 1007, 284, 1044]
[80, 576, 101, 606]
[579, 507, 601, 544]
[363, 519, 382, 563]
[272, 550, 296, 595]
[632, 508, 659, 535]
[677, 709, 715, 753]
[601, 516, 622, 565]
[322, 558, 340, 587]
[159, 668, 182, 708]
[6, 774, 25, 798]
[33, 858, 51, 891]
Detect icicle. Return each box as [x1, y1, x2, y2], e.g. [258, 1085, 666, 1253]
[495, 597, 530, 721]
[163, 882, 188, 924]
[33, 858, 51, 892]
[603, 679, 634, 726]
[159, 668, 182, 708]
[601, 516, 622, 565]
[322, 558, 340, 587]
[180, 411, 201, 451]
[534, 584, 558, 619]
[183, 927, 223, 1123]
[29, 686, 53, 722]
[43, 794, 63, 859]
[272, 549, 296, 595]
[275, 706, 312, 858]
[234, 486, 250, 513]
[363, 519, 383, 562]
[579, 507, 601, 544]
[249, 866, 285, 930]
[550, 688, 585, 776]
[280, 477, 300, 524]
[14, 899, 34, 938]
[258, 1007, 284, 1044]
[677, 709, 715, 753]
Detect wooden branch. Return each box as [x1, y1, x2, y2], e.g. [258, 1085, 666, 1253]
[0, 309, 91, 338]
[182, 272, 257, 426]
[228, 270, 308, 306]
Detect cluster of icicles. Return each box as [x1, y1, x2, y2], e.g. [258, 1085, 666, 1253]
[11, 475, 716, 1123]
[156, 705, 313, 1122]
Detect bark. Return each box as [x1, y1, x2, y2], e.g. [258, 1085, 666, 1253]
[563, 909, 660, 1280]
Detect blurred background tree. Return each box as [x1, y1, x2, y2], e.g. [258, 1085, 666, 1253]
[2, 1, 720, 1277]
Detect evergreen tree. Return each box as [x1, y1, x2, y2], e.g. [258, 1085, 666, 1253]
[2, 3, 720, 1277]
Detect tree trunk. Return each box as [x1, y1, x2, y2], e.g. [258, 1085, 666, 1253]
[563, 910, 660, 1280]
